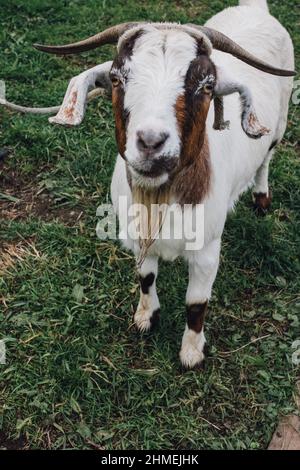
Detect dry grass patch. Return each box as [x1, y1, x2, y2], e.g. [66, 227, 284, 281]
[0, 239, 43, 277]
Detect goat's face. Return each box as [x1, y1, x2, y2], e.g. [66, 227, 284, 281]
[110, 25, 216, 188]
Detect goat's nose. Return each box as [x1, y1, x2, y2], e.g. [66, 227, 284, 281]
[137, 130, 169, 155]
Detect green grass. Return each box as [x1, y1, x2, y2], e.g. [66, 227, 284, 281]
[0, 0, 299, 450]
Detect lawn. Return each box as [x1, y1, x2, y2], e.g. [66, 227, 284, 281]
[0, 0, 299, 450]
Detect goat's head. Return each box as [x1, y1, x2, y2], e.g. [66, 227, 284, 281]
[34, 22, 295, 189]
[110, 24, 216, 187]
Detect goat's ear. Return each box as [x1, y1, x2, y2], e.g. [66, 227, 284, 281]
[213, 96, 230, 131]
[214, 67, 270, 139]
[49, 62, 112, 126]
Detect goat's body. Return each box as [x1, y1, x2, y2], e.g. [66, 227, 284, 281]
[112, 2, 293, 255]
[4, 0, 294, 370]
[111, 0, 294, 367]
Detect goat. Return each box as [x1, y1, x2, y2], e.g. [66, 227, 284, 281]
[2, 0, 295, 369]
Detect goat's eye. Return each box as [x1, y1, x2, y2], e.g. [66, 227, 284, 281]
[111, 77, 121, 88]
[203, 83, 214, 94]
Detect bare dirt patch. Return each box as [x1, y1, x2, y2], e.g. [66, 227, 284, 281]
[0, 163, 83, 226]
[0, 431, 27, 450]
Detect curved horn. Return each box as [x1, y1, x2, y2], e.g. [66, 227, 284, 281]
[33, 22, 140, 55]
[187, 24, 296, 77]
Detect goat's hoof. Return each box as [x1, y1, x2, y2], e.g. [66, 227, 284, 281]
[253, 191, 272, 216]
[179, 345, 205, 371]
[134, 307, 160, 333]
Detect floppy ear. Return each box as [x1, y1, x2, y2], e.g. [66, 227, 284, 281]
[49, 61, 112, 126]
[214, 66, 270, 139]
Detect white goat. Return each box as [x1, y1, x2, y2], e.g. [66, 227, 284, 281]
[2, 0, 295, 369]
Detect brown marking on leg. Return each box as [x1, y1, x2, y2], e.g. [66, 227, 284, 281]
[139, 272, 155, 294]
[150, 308, 160, 329]
[134, 273, 159, 332]
[186, 301, 208, 333]
[179, 360, 206, 373]
[253, 190, 272, 215]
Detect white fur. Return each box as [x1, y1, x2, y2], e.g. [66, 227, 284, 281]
[122, 28, 198, 186]
[118, 23, 213, 55]
[180, 328, 206, 369]
[111, 1, 294, 367]
[134, 256, 160, 332]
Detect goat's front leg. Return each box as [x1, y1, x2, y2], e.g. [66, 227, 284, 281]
[180, 239, 221, 369]
[134, 256, 160, 333]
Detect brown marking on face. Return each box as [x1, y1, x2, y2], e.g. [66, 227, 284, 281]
[63, 89, 78, 120]
[181, 94, 211, 167]
[175, 94, 186, 137]
[253, 191, 272, 215]
[110, 29, 145, 159]
[186, 301, 208, 333]
[174, 131, 211, 206]
[173, 55, 216, 205]
[120, 29, 145, 60]
[112, 86, 127, 158]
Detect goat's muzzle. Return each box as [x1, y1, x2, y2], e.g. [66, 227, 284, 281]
[136, 130, 170, 158]
[130, 155, 178, 179]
